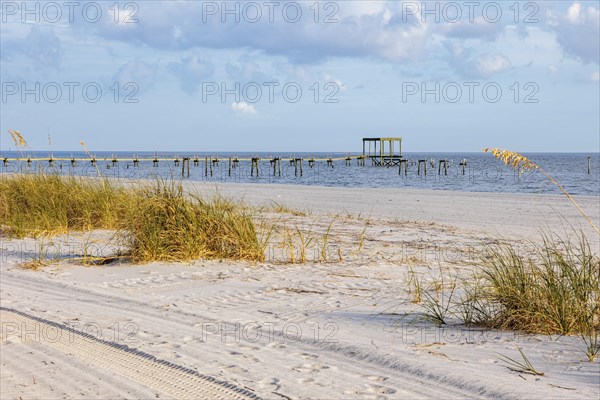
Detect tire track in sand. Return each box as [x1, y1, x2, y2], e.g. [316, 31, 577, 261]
[2, 273, 511, 399]
[0, 307, 259, 400]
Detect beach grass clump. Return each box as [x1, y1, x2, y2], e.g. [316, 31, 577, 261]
[122, 180, 264, 263]
[413, 233, 599, 339]
[0, 174, 129, 238]
[479, 233, 599, 335]
[1, 174, 264, 263]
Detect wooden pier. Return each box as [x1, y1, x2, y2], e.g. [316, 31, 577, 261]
[1, 154, 466, 180]
[6, 140, 592, 179]
[2, 155, 372, 177]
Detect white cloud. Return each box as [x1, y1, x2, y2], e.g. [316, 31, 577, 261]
[93, 1, 429, 64]
[592, 71, 600, 82]
[324, 74, 346, 91]
[231, 101, 257, 116]
[566, 2, 584, 24]
[553, 2, 600, 64]
[474, 54, 511, 77]
[445, 42, 511, 78]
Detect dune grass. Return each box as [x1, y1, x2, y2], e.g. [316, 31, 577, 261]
[1, 174, 264, 263]
[0, 174, 129, 238]
[122, 180, 264, 262]
[414, 233, 599, 345]
[479, 233, 599, 335]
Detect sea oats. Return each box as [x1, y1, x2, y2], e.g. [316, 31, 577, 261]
[484, 148, 599, 235]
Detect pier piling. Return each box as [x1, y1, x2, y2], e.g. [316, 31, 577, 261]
[294, 158, 303, 176]
[271, 158, 281, 177]
[182, 158, 190, 177]
[438, 160, 448, 176]
[418, 160, 427, 176]
[251, 158, 260, 177]
[399, 159, 408, 176]
[588, 157, 591, 174]
[459, 159, 467, 175]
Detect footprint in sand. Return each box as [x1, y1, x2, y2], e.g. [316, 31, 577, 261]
[223, 364, 248, 374]
[267, 342, 286, 349]
[291, 363, 331, 373]
[363, 375, 389, 382]
[293, 352, 319, 360]
[242, 354, 261, 363]
[345, 384, 396, 400]
[365, 383, 396, 395]
[236, 343, 260, 351]
[257, 377, 280, 390]
[135, 331, 157, 341]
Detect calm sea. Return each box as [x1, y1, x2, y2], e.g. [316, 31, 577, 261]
[1, 151, 598, 196]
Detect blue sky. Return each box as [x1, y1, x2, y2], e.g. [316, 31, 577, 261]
[1, 0, 599, 152]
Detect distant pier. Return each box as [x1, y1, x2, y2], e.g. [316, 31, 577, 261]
[2, 138, 595, 179]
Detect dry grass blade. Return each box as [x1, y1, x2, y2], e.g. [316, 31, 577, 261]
[320, 220, 335, 262]
[581, 330, 600, 362]
[497, 347, 544, 376]
[8, 129, 28, 148]
[80, 140, 101, 177]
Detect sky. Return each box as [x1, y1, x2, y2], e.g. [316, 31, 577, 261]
[0, 0, 599, 153]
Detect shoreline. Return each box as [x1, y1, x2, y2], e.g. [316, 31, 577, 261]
[3, 169, 600, 197]
[184, 180, 600, 241]
[186, 179, 600, 199]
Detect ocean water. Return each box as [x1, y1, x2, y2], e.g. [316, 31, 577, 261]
[1, 151, 599, 196]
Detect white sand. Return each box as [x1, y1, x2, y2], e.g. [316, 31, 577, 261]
[1, 183, 599, 399]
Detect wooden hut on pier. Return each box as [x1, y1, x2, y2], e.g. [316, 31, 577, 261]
[362, 137, 402, 166]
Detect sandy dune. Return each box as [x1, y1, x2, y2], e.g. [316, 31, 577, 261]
[1, 183, 599, 399]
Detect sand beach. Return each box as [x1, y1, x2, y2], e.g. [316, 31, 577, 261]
[1, 182, 599, 399]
